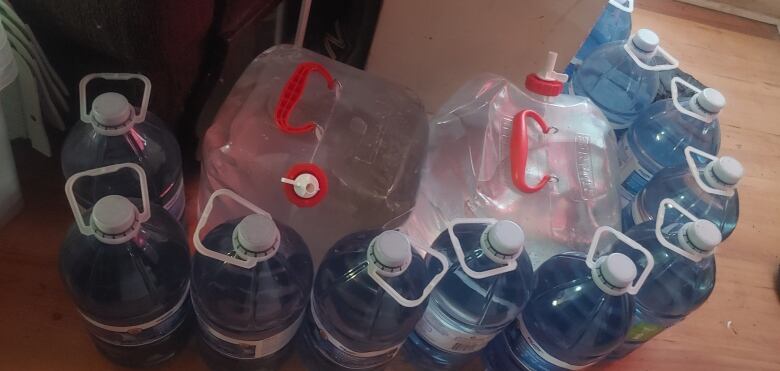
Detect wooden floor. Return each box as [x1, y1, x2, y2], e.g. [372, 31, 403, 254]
[0, 1, 778, 370]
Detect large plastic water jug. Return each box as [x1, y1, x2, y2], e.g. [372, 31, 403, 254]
[572, 29, 679, 135]
[60, 163, 191, 367]
[199, 45, 428, 265]
[404, 52, 622, 269]
[61, 74, 185, 220]
[403, 219, 535, 370]
[482, 227, 653, 370]
[192, 189, 314, 370]
[565, 0, 633, 77]
[296, 229, 448, 370]
[618, 78, 725, 201]
[624, 146, 742, 239]
[610, 199, 720, 358]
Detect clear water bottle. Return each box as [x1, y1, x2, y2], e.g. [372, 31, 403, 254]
[403, 219, 535, 370]
[296, 230, 449, 370]
[572, 29, 679, 136]
[624, 146, 743, 239]
[191, 189, 314, 370]
[60, 163, 191, 367]
[564, 0, 633, 81]
[618, 78, 725, 201]
[610, 199, 720, 358]
[61, 73, 185, 221]
[482, 227, 654, 370]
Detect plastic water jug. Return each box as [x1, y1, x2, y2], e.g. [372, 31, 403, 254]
[572, 29, 679, 135]
[191, 189, 314, 370]
[404, 52, 622, 269]
[624, 146, 742, 239]
[482, 227, 653, 370]
[199, 45, 428, 265]
[618, 78, 725, 201]
[60, 163, 191, 367]
[296, 229, 448, 370]
[61, 74, 185, 220]
[565, 0, 633, 77]
[403, 219, 535, 370]
[610, 199, 720, 358]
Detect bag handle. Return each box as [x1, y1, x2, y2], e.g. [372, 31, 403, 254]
[511, 110, 552, 193]
[274, 62, 336, 135]
[79, 73, 151, 124]
[447, 218, 519, 279]
[684, 146, 735, 197]
[586, 226, 654, 295]
[655, 198, 715, 262]
[671, 77, 716, 123]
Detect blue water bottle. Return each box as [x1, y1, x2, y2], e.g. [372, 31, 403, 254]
[403, 219, 535, 369]
[60, 163, 191, 367]
[611, 199, 721, 358]
[624, 146, 743, 239]
[191, 189, 314, 370]
[61, 74, 185, 220]
[482, 227, 654, 370]
[572, 29, 679, 136]
[618, 78, 726, 201]
[565, 0, 633, 80]
[296, 229, 449, 370]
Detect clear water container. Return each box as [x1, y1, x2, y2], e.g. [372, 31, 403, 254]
[404, 52, 622, 269]
[199, 45, 428, 265]
[564, 0, 633, 77]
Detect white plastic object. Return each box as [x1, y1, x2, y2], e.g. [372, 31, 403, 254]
[609, 0, 634, 13]
[655, 198, 721, 262]
[684, 146, 740, 197]
[79, 73, 152, 135]
[447, 218, 523, 279]
[536, 51, 568, 83]
[64, 163, 151, 242]
[369, 230, 413, 277]
[366, 230, 449, 308]
[194, 188, 280, 269]
[280, 173, 319, 199]
[623, 30, 679, 72]
[671, 77, 721, 123]
[294, 0, 313, 47]
[8, 34, 65, 131]
[599, 253, 637, 289]
[586, 226, 654, 296]
[0, 101, 22, 227]
[235, 213, 280, 253]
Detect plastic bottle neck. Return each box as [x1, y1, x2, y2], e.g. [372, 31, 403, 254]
[701, 162, 737, 192]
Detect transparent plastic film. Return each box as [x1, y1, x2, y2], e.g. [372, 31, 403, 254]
[655, 198, 717, 262]
[671, 77, 716, 123]
[684, 146, 736, 197]
[623, 34, 679, 72]
[447, 218, 518, 279]
[79, 73, 151, 125]
[586, 226, 654, 295]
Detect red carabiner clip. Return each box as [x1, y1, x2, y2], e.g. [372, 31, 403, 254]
[511, 109, 551, 193]
[274, 62, 336, 135]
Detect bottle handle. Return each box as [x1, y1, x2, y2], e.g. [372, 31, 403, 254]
[79, 73, 152, 124]
[366, 236, 450, 308]
[585, 226, 654, 295]
[274, 62, 336, 135]
[193, 189, 278, 269]
[609, 0, 634, 12]
[684, 146, 735, 197]
[511, 110, 552, 193]
[655, 198, 713, 262]
[671, 77, 715, 123]
[447, 218, 518, 279]
[623, 36, 679, 72]
[64, 163, 151, 237]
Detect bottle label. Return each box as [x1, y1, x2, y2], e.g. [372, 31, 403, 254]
[617, 138, 653, 201]
[80, 284, 190, 347]
[163, 175, 186, 221]
[516, 318, 594, 370]
[414, 306, 497, 354]
[626, 320, 667, 343]
[198, 311, 303, 359]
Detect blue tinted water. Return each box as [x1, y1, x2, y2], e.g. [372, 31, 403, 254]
[402, 222, 535, 370]
[192, 218, 314, 370]
[482, 252, 635, 370]
[565, 1, 632, 75]
[59, 201, 191, 367]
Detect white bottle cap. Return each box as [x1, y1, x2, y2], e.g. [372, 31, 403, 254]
[281, 173, 320, 199]
[92, 92, 133, 127]
[696, 88, 726, 114]
[600, 253, 638, 289]
[712, 156, 744, 185]
[91, 195, 137, 235]
[684, 220, 722, 252]
[613, 0, 629, 5]
[235, 214, 279, 252]
[632, 29, 660, 53]
[372, 230, 412, 275]
[486, 220, 525, 256]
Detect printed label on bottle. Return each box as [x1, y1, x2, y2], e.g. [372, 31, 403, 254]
[626, 321, 667, 343]
[163, 176, 186, 221]
[617, 139, 653, 201]
[414, 306, 496, 354]
[516, 318, 593, 370]
[81, 284, 190, 347]
[198, 311, 303, 359]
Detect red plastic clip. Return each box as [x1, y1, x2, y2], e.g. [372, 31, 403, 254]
[282, 163, 328, 208]
[274, 62, 336, 135]
[511, 109, 551, 193]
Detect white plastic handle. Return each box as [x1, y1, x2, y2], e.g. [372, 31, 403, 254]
[684, 146, 735, 197]
[655, 198, 714, 262]
[79, 73, 152, 124]
[366, 235, 450, 308]
[671, 77, 715, 123]
[64, 163, 151, 237]
[623, 36, 679, 72]
[193, 189, 279, 269]
[447, 218, 518, 279]
[586, 226, 654, 295]
[609, 0, 634, 13]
